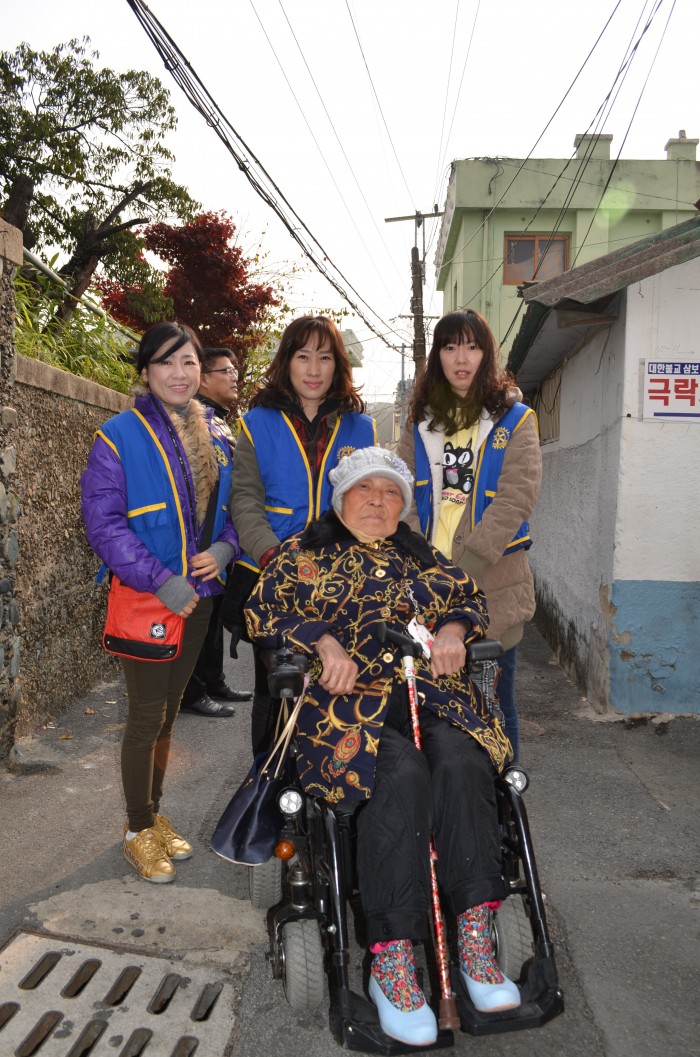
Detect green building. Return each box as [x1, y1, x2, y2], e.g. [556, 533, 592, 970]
[434, 131, 700, 358]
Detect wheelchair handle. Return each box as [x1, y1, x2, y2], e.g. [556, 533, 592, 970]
[376, 621, 421, 658]
[378, 622, 503, 669]
[266, 633, 308, 700]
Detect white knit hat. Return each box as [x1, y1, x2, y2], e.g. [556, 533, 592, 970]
[329, 447, 414, 519]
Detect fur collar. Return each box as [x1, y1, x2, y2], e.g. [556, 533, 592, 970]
[299, 511, 436, 568]
[166, 401, 219, 524]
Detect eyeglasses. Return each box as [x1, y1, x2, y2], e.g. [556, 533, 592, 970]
[204, 367, 238, 378]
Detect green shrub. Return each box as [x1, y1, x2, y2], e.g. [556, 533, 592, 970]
[14, 271, 140, 395]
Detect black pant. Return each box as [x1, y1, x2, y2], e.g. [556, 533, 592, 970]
[120, 598, 212, 831]
[356, 711, 506, 946]
[181, 595, 226, 707]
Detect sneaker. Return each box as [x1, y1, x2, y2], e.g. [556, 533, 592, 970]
[153, 813, 193, 860]
[368, 940, 437, 1046]
[457, 905, 521, 1012]
[123, 827, 175, 883]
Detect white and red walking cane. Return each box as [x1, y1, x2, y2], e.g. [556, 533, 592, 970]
[377, 622, 460, 1031]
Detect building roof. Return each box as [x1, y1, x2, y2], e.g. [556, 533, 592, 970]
[508, 215, 700, 390]
[341, 328, 363, 368]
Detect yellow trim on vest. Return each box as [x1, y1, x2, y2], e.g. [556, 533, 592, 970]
[131, 409, 188, 576]
[128, 502, 167, 518]
[484, 489, 497, 498]
[471, 444, 486, 532]
[239, 418, 254, 446]
[470, 411, 532, 530]
[265, 505, 293, 514]
[236, 558, 261, 573]
[505, 535, 531, 551]
[416, 479, 429, 487]
[281, 412, 314, 523]
[315, 417, 342, 517]
[513, 406, 536, 433]
[96, 430, 120, 459]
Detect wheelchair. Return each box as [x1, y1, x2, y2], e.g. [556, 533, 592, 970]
[248, 636, 564, 1054]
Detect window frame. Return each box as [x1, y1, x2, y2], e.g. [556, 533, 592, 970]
[503, 232, 570, 285]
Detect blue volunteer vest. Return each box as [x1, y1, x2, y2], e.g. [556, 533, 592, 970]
[237, 407, 376, 571]
[97, 406, 232, 579]
[414, 403, 535, 554]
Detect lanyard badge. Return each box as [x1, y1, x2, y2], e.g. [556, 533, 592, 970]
[407, 616, 434, 659]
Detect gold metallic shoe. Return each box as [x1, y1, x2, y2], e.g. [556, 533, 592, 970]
[123, 827, 175, 883]
[152, 813, 193, 860]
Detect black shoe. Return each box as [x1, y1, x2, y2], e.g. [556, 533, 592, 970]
[180, 694, 235, 717]
[208, 683, 252, 702]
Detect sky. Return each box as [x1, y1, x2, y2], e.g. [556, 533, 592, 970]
[5, 0, 698, 402]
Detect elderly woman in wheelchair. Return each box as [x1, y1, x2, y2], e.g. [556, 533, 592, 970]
[242, 447, 523, 1047]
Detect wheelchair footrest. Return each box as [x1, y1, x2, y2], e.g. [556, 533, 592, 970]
[336, 988, 454, 1054]
[454, 955, 564, 1036]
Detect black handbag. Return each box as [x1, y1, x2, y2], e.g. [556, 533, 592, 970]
[210, 695, 304, 866]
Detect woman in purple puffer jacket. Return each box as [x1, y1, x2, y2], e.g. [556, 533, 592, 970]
[81, 322, 239, 885]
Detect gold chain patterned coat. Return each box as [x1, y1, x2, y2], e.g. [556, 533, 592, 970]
[244, 512, 512, 803]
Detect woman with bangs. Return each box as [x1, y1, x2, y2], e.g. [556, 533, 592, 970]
[81, 322, 239, 883]
[222, 315, 376, 754]
[397, 310, 542, 761]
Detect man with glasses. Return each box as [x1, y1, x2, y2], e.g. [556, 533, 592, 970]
[180, 348, 253, 717]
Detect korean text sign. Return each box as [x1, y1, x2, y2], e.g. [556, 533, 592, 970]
[643, 360, 700, 421]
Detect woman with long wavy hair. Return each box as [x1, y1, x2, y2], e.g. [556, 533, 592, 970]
[222, 315, 376, 754]
[397, 310, 542, 761]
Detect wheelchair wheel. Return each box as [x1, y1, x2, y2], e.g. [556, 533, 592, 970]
[281, 919, 325, 1010]
[248, 858, 283, 909]
[492, 896, 534, 981]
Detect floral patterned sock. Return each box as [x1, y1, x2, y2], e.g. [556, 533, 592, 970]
[370, 939, 426, 1011]
[457, 904, 506, 985]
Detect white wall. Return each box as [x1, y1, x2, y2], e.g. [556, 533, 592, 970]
[616, 260, 700, 583]
[531, 256, 700, 712]
[530, 320, 625, 702]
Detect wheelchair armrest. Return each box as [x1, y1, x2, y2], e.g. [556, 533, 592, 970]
[265, 634, 309, 699]
[467, 638, 504, 665]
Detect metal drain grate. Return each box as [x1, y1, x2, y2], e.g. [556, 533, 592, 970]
[0, 931, 236, 1056]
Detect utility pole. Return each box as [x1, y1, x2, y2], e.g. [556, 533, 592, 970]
[385, 207, 443, 378]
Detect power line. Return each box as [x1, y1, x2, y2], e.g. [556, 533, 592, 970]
[498, 0, 674, 346]
[431, 0, 462, 212]
[247, 0, 398, 300]
[124, 0, 403, 352]
[496, 158, 698, 209]
[343, 0, 415, 206]
[452, 0, 667, 327]
[572, 0, 677, 267]
[431, 0, 483, 211]
[525, 0, 668, 280]
[439, 0, 625, 275]
[277, 0, 405, 287]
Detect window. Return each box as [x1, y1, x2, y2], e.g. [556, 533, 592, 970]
[504, 233, 569, 285]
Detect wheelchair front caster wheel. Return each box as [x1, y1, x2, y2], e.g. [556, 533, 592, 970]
[281, 918, 325, 1010]
[492, 896, 534, 981]
[249, 858, 283, 909]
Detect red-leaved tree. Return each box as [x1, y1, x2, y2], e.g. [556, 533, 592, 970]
[97, 211, 280, 365]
